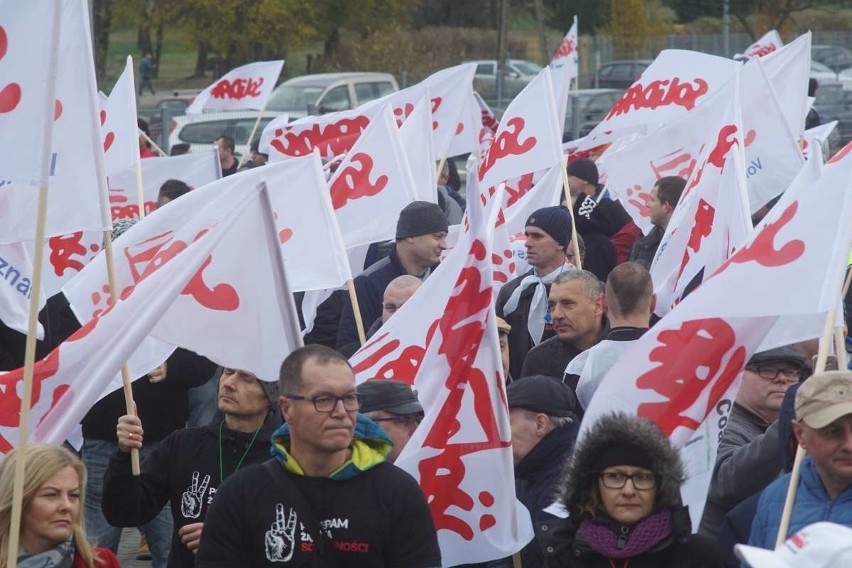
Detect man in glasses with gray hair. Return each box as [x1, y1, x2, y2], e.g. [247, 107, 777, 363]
[196, 345, 440, 567]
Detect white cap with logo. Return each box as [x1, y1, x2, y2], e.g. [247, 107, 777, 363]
[735, 522, 852, 568]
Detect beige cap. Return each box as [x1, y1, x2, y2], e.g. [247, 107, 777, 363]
[496, 317, 511, 335]
[796, 371, 852, 429]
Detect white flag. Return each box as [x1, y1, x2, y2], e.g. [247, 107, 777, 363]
[101, 56, 140, 176]
[186, 60, 284, 115]
[741, 29, 784, 59]
[550, 16, 579, 130]
[761, 32, 811, 137]
[399, 95, 438, 203]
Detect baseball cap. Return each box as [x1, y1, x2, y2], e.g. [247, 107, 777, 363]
[358, 380, 423, 415]
[796, 370, 852, 429]
[506, 375, 578, 418]
[735, 522, 852, 568]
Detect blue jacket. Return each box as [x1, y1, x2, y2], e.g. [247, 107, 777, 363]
[748, 456, 852, 550]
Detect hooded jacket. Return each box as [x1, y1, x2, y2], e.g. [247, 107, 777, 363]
[195, 414, 441, 567]
[539, 413, 721, 568]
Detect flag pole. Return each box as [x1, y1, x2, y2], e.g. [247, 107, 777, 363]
[435, 157, 447, 183]
[238, 102, 269, 169]
[512, 552, 523, 568]
[774, 306, 839, 549]
[258, 182, 305, 350]
[560, 155, 583, 270]
[347, 280, 368, 345]
[140, 130, 167, 157]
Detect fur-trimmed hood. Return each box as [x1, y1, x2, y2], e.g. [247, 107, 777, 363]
[558, 412, 685, 518]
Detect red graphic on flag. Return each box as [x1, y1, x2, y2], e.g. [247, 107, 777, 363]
[478, 118, 537, 179]
[625, 184, 652, 218]
[48, 232, 88, 276]
[0, 349, 63, 453]
[353, 320, 441, 384]
[278, 228, 293, 244]
[393, 103, 414, 127]
[552, 37, 576, 59]
[636, 318, 747, 437]
[606, 78, 709, 120]
[746, 44, 776, 58]
[329, 153, 389, 210]
[430, 97, 442, 131]
[828, 141, 852, 164]
[675, 198, 715, 282]
[0, 25, 22, 114]
[731, 201, 804, 268]
[270, 116, 370, 158]
[53, 99, 62, 121]
[210, 77, 264, 101]
[99, 109, 115, 153]
[650, 148, 698, 181]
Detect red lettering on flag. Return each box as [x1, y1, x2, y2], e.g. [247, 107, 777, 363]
[478, 118, 537, 180]
[625, 184, 652, 218]
[731, 201, 804, 268]
[675, 198, 715, 282]
[650, 148, 698, 181]
[747, 44, 776, 58]
[48, 232, 88, 276]
[0, 25, 21, 114]
[636, 318, 747, 436]
[210, 77, 264, 101]
[270, 116, 371, 158]
[606, 78, 709, 120]
[0, 349, 62, 453]
[393, 103, 414, 127]
[329, 153, 389, 210]
[430, 97, 442, 131]
[553, 38, 576, 59]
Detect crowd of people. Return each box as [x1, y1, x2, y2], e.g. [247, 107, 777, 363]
[1, 121, 852, 568]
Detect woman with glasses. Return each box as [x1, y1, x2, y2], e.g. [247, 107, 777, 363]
[0, 444, 121, 568]
[539, 413, 721, 567]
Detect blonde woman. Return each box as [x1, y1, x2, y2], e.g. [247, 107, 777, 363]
[0, 444, 120, 568]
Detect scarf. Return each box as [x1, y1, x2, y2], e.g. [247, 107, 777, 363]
[502, 263, 570, 345]
[17, 537, 75, 568]
[578, 508, 674, 559]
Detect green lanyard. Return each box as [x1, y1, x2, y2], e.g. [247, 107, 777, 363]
[218, 420, 262, 484]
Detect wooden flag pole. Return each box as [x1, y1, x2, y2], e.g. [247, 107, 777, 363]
[134, 155, 147, 219]
[237, 103, 269, 169]
[560, 155, 583, 270]
[347, 279, 368, 346]
[435, 157, 447, 183]
[101, 231, 142, 475]
[140, 130, 167, 157]
[842, 266, 851, 300]
[774, 307, 838, 548]
[512, 552, 523, 568]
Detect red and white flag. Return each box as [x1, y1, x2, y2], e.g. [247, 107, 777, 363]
[63, 156, 336, 381]
[399, 95, 438, 204]
[550, 16, 579, 130]
[0, 181, 286, 454]
[350, 183, 534, 565]
[741, 29, 783, 59]
[0, 0, 111, 244]
[328, 105, 418, 248]
[186, 60, 284, 116]
[101, 56, 140, 176]
[0, 242, 43, 336]
[802, 121, 838, 161]
[580, 50, 739, 151]
[761, 32, 811, 137]
[478, 66, 563, 192]
[263, 106, 377, 161]
[474, 92, 499, 161]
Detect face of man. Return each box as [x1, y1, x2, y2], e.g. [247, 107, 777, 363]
[524, 226, 564, 273]
[735, 360, 799, 423]
[499, 333, 510, 379]
[405, 232, 448, 270]
[214, 138, 232, 164]
[365, 411, 418, 463]
[509, 408, 544, 465]
[647, 186, 669, 228]
[381, 284, 418, 323]
[548, 280, 603, 348]
[218, 368, 269, 420]
[794, 414, 852, 497]
[566, 174, 588, 198]
[279, 359, 358, 457]
[251, 151, 268, 166]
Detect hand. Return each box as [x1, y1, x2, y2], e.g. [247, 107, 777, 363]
[180, 471, 210, 519]
[264, 503, 297, 562]
[178, 522, 204, 553]
[148, 362, 167, 383]
[116, 414, 144, 453]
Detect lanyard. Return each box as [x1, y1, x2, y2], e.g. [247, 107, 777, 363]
[218, 420, 262, 483]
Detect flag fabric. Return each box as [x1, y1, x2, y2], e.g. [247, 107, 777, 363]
[578, 146, 852, 523]
[399, 95, 438, 204]
[0, 0, 111, 244]
[328, 105, 418, 248]
[0, 242, 43, 336]
[0, 181, 280, 454]
[741, 29, 784, 59]
[263, 106, 378, 161]
[63, 156, 339, 381]
[802, 120, 838, 161]
[473, 92, 499, 161]
[478, 66, 563, 192]
[186, 60, 284, 116]
[350, 181, 534, 565]
[760, 32, 811, 137]
[579, 50, 739, 151]
[550, 16, 579, 130]
[101, 56, 140, 176]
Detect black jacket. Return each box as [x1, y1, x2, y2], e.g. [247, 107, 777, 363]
[572, 191, 630, 281]
[628, 226, 664, 270]
[103, 418, 280, 568]
[520, 321, 608, 386]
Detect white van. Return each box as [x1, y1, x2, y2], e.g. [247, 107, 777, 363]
[266, 72, 399, 119]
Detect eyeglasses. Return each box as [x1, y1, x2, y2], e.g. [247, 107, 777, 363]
[599, 471, 657, 490]
[370, 416, 411, 423]
[284, 393, 363, 413]
[746, 366, 801, 381]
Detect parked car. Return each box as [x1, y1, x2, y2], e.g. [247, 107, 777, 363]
[168, 110, 281, 156]
[563, 88, 625, 140]
[813, 82, 852, 147]
[148, 94, 195, 150]
[810, 60, 838, 83]
[266, 72, 398, 119]
[467, 59, 542, 100]
[811, 45, 852, 74]
[595, 60, 653, 89]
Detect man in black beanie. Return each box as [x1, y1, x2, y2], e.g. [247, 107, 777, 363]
[496, 205, 574, 380]
[336, 201, 448, 355]
[565, 158, 635, 281]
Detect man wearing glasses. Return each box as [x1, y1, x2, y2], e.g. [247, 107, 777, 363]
[196, 345, 441, 567]
[357, 380, 424, 464]
[699, 345, 805, 540]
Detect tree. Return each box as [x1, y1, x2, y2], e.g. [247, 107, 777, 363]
[544, 0, 609, 33]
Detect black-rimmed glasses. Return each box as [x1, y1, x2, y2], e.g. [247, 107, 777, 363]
[599, 471, 657, 490]
[746, 366, 800, 382]
[284, 393, 363, 413]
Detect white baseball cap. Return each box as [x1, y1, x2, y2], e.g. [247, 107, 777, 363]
[735, 523, 852, 568]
